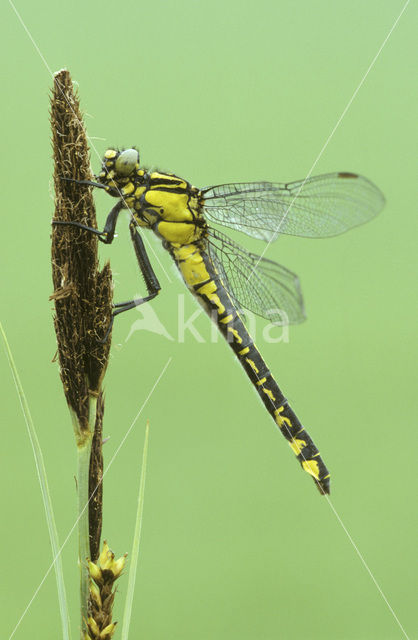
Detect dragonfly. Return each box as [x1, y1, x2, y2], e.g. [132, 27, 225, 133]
[54, 148, 385, 495]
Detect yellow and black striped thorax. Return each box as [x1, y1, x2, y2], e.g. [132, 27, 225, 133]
[96, 148, 207, 247]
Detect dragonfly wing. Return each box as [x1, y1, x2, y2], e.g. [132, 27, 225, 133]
[206, 229, 305, 325]
[202, 172, 385, 241]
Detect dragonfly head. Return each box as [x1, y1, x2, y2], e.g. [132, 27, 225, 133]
[95, 148, 141, 196]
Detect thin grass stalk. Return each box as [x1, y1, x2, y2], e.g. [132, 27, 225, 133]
[50, 68, 113, 637]
[0, 321, 71, 640]
[121, 422, 150, 640]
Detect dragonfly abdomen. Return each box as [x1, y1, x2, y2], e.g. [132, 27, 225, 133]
[191, 257, 330, 495]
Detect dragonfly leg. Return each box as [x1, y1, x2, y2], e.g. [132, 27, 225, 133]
[113, 292, 159, 314]
[128, 220, 161, 296]
[99, 221, 161, 343]
[100, 291, 159, 343]
[54, 200, 161, 341]
[52, 200, 125, 244]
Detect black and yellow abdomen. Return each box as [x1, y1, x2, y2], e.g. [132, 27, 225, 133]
[175, 247, 330, 495]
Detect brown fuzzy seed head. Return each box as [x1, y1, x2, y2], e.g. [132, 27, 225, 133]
[50, 69, 113, 435]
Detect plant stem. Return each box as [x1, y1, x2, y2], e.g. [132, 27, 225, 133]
[75, 394, 98, 634]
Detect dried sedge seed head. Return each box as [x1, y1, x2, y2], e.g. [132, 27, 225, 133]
[50, 69, 113, 432]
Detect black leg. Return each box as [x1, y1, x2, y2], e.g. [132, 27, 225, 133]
[113, 293, 159, 313]
[52, 200, 125, 244]
[99, 222, 161, 342]
[129, 221, 161, 297]
[100, 291, 159, 343]
[54, 200, 162, 341]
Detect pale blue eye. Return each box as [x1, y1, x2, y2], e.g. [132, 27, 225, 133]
[115, 149, 139, 176]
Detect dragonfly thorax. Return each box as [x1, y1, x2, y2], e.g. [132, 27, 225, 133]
[96, 148, 206, 247]
[139, 178, 206, 245]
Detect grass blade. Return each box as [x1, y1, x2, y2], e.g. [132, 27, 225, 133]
[0, 321, 71, 640]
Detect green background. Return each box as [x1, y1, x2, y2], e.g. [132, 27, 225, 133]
[1, 1, 416, 638]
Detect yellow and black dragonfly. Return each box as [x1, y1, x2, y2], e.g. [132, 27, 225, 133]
[55, 148, 385, 495]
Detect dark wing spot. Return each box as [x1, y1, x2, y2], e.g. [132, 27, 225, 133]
[338, 172, 358, 179]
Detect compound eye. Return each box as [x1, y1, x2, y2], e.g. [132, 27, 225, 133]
[115, 148, 139, 176]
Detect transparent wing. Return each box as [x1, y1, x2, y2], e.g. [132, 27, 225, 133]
[202, 172, 385, 241]
[206, 229, 305, 325]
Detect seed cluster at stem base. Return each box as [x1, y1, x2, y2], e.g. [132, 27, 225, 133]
[85, 541, 127, 640]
